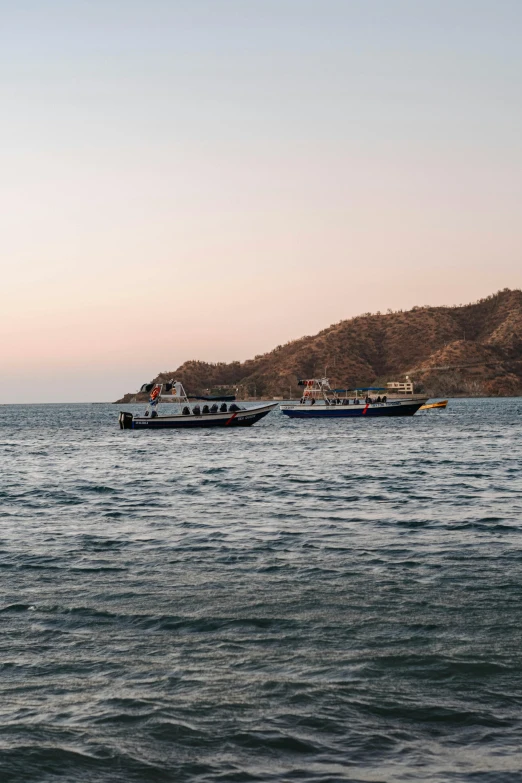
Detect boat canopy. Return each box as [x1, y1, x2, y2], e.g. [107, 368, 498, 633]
[189, 394, 236, 402]
[140, 380, 234, 402]
[332, 387, 387, 393]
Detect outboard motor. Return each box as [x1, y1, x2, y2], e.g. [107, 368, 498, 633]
[119, 411, 133, 430]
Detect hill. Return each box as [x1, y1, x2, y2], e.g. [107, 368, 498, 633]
[117, 289, 522, 401]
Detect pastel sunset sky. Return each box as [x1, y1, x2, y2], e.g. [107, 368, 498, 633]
[2, 0, 521, 402]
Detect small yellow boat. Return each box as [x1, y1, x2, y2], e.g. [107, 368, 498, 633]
[420, 400, 448, 410]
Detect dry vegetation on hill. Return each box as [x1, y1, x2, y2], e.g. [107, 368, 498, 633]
[117, 289, 522, 401]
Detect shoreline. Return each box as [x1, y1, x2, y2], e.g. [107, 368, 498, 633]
[2, 395, 522, 406]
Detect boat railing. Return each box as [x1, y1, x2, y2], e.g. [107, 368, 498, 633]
[295, 377, 425, 405]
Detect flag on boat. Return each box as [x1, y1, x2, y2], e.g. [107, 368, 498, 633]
[150, 385, 161, 401]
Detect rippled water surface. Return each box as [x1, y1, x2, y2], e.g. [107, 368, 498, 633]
[1, 399, 522, 782]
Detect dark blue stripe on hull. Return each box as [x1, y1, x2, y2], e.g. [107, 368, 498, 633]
[131, 411, 270, 429]
[282, 403, 422, 418]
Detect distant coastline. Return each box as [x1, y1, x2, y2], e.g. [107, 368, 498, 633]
[116, 289, 522, 402]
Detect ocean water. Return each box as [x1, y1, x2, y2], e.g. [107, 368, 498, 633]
[1, 399, 522, 783]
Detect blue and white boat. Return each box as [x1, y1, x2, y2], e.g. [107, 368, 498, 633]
[280, 378, 428, 419]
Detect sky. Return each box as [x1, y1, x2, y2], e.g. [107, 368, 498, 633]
[1, 0, 521, 402]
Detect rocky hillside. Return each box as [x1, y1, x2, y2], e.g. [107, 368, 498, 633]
[117, 289, 522, 401]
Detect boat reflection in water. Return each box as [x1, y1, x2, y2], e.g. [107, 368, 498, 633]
[281, 378, 428, 419]
[119, 381, 278, 430]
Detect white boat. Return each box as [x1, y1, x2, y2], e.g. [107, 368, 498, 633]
[119, 381, 278, 429]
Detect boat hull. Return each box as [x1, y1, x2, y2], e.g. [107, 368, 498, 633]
[420, 400, 448, 410]
[119, 403, 278, 430]
[280, 399, 427, 418]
